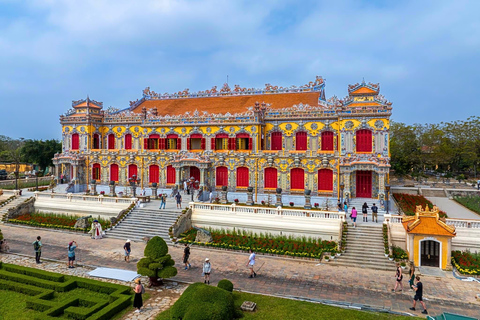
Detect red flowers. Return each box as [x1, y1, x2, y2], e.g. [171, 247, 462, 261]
[393, 193, 447, 218]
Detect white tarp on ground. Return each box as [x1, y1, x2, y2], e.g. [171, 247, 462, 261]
[88, 267, 139, 282]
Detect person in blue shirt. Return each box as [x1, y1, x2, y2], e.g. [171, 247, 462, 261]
[68, 241, 77, 268]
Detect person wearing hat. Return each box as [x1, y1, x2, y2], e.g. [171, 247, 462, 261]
[124, 239, 131, 262]
[203, 258, 211, 284]
[67, 241, 77, 268]
[133, 278, 144, 313]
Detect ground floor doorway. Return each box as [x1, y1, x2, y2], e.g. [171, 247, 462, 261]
[420, 240, 440, 267]
[356, 171, 372, 198]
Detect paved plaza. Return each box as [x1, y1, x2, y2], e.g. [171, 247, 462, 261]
[1, 220, 480, 318]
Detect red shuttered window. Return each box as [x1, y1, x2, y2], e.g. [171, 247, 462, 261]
[236, 167, 249, 187]
[149, 165, 159, 184]
[93, 134, 100, 149]
[92, 163, 101, 180]
[318, 169, 333, 191]
[110, 164, 119, 182]
[125, 134, 132, 150]
[290, 168, 304, 190]
[211, 138, 216, 150]
[71, 134, 79, 150]
[271, 132, 282, 150]
[216, 166, 228, 186]
[108, 134, 115, 150]
[128, 164, 137, 179]
[295, 131, 307, 151]
[321, 131, 334, 151]
[264, 168, 277, 189]
[356, 129, 372, 153]
[166, 165, 175, 184]
[201, 138, 206, 150]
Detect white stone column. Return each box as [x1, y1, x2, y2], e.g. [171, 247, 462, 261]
[200, 168, 205, 189]
[175, 167, 181, 190]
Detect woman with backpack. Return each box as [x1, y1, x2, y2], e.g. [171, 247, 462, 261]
[133, 278, 144, 313]
[362, 202, 369, 222]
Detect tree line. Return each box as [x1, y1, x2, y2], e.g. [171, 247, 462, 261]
[0, 135, 61, 174]
[390, 116, 480, 179]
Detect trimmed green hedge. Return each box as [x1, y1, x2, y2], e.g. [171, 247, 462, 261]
[0, 263, 132, 319]
[217, 279, 234, 292]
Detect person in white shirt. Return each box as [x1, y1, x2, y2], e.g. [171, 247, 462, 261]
[246, 249, 256, 278]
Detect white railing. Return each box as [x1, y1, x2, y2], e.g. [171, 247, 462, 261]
[190, 202, 345, 220]
[35, 192, 137, 204]
[446, 219, 480, 229]
[383, 214, 403, 224]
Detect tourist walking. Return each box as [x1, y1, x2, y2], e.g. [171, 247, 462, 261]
[159, 194, 166, 209]
[133, 278, 144, 313]
[209, 191, 213, 203]
[67, 241, 77, 268]
[33, 236, 42, 264]
[343, 201, 348, 214]
[337, 200, 342, 212]
[124, 239, 131, 263]
[350, 207, 357, 228]
[371, 203, 378, 223]
[175, 192, 182, 209]
[183, 244, 191, 270]
[392, 262, 403, 292]
[183, 180, 188, 194]
[408, 261, 415, 289]
[410, 276, 428, 314]
[203, 258, 211, 284]
[362, 202, 369, 222]
[247, 249, 257, 278]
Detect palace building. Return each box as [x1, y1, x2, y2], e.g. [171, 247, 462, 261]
[53, 77, 392, 200]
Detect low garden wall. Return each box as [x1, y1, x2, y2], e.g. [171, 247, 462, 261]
[191, 203, 344, 241]
[6, 197, 35, 220]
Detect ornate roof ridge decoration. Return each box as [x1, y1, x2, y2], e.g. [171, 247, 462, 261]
[129, 76, 326, 109]
[72, 96, 103, 108]
[266, 102, 331, 115]
[402, 205, 456, 235]
[348, 79, 380, 95]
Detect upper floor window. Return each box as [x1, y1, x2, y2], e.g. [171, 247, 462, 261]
[107, 134, 115, 150]
[271, 131, 282, 150]
[213, 134, 229, 150]
[188, 134, 205, 150]
[356, 129, 372, 153]
[125, 134, 132, 150]
[146, 134, 160, 150]
[93, 133, 100, 149]
[166, 134, 180, 150]
[236, 133, 252, 151]
[321, 131, 334, 151]
[71, 133, 79, 150]
[295, 131, 307, 151]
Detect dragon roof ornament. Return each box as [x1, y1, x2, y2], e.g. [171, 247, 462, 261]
[347, 79, 380, 95]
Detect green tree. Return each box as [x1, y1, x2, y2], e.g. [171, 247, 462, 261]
[137, 236, 177, 286]
[390, 121, 420, 175]
[21, 139, 61, 173]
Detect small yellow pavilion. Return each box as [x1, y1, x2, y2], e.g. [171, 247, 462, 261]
[402, 205, 456, 270]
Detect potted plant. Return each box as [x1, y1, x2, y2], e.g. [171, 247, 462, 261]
[400, 261, 406, 269]
[314, 203, 319, 208]
[109, 180, 115, 185]
[247, 186, 253, 193]
[324, 255, 330, 262]
[385, 249, 389, 257]
[222, 185, 228, 191]
[261, 200, 265, 206]
[304, 189, 311, 195]
[276, 188, 282, 194]
[388, 255, 394, 261]
[289, 202, 294, 207]
[234, 199, 239, 203]
[152, 182, 157, 187]
[100, 191, 105, 195]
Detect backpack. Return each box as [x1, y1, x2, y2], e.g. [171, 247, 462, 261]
[33, 241, 40, 251]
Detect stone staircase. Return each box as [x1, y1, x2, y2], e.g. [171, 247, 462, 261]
[0, 196, 23, 222]
[331, 224, 396, 271]
[346, 197, 387, 222]
[105, 207, 180, 244]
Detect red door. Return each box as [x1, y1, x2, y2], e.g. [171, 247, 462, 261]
[149, 165, 159, 184]
[166, 165, 175, 184]
[189, 167, 200, 186]
[356, 171, 372, 198]
[216, 166, 228, 186]
[236, 167, 249, 187]
[110, 164, 119, 182]
[290, 168, 304, 190]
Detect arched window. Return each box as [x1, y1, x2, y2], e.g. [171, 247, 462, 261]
[236, 167, 249, 187]
[295, 131, 307, 151]
[216, 166, 228, 186]
[356, 129, 372, 153]
[264, 168, 277, 189]
[110, 164, 119, 182]
[321, 131, 334, 151]
[290, 168, 304, 190]
[149, 165, 159, 184]
[128, 164, 137, 179]
[93, 133, 100, 149]
[71, 133, 79, 150]
[318, 169, 333, 191]
[125, 134, 132, 150]
[92, 163, 101, 180]
[166, 165, 175, 185]
[271, 131, 282, 150]
[108, 134, 115, 150]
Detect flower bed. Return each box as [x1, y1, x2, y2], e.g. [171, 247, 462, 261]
[451, 250, 480, 275]
[27, 186, 49, 192]
[393, 193, 447, 218]
[179, 228, 337, 259]
[453, 195, 480, 216]
[8, 212, 111, 232]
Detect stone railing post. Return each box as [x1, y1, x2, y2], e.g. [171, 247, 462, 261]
[275, 188, 283, 207]
[246, 186, 254, 205]
[90, 180, 97, 196]
[109, 181, 116, 197]
[304, 189, 312, 209]
[221, 185, 228, 204]
[151, 183, 158, 199]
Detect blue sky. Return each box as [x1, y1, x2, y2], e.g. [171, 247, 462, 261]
[1, 0, 479, 140]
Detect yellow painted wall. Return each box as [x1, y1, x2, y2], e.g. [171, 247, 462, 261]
[413, 234, 450, 270]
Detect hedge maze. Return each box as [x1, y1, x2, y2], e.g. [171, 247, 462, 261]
[0, 262, 132, 320]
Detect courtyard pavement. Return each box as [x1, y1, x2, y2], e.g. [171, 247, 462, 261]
[1, 222, 480, 318]
[427, 196, 480, 220]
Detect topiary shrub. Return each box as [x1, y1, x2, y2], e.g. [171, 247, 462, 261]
[217, 279, 233, 292]
[137, 236, 177, 286]
[170, 282, 234, 320]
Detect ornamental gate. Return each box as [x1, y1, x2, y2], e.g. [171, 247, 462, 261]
[421, 240, 440, 267]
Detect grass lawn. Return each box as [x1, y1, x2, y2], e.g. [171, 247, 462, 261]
[156, 290, 418, 320]
[453, 195, 480, 216]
